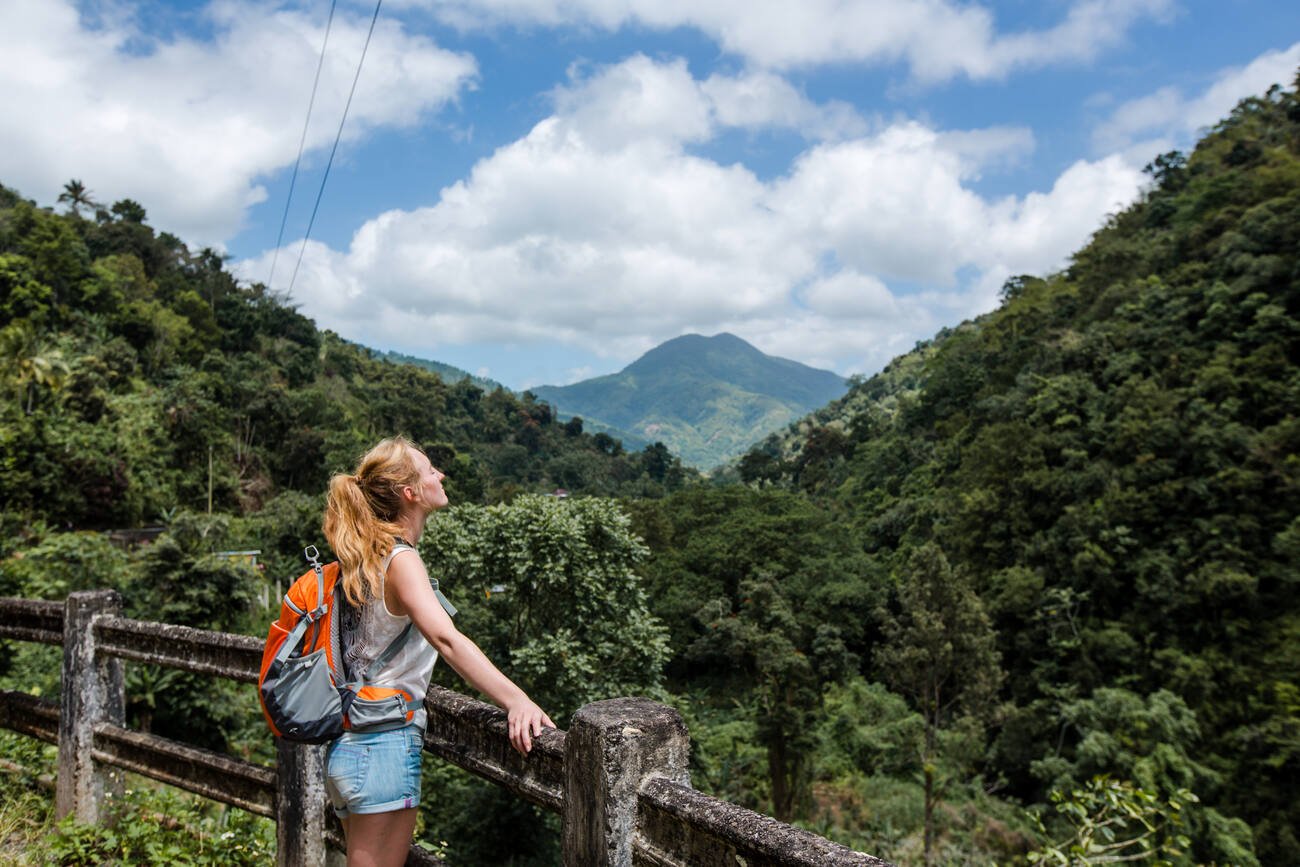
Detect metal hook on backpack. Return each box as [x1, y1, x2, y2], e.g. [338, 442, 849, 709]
[304, 546, 327, 620]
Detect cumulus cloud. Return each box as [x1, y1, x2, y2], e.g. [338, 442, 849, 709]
[396, 0, 1172, 81]
[700, 70, 868, 140]
[0, 0, 476, 244]
[1094, 41, 1300, 156]
[238, 54, 1143, 377]
[552, 56, 869, 147]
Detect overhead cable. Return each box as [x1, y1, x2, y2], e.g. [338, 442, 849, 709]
[268, 0, 339, 293]
[286, 0, 384, 298]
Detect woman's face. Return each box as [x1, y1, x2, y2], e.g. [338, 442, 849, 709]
[408, 448, 449, 513]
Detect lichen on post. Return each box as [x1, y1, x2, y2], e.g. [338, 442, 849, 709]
[56, 590, 125, 823]
[562, 697, 690, 867]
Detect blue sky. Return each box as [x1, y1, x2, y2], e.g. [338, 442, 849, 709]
[3, 1, 1299, 389]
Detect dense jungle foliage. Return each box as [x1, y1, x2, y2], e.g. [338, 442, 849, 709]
[2, 75, 1298, 866]
[720, 74, 1300, 863]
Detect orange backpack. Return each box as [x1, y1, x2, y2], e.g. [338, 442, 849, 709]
[258, 546, 418, 743]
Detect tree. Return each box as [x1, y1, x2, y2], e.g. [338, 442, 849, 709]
[110, 198, 148, 224]
[0, 253, 53, 321]
[1028, 776, 1195, 866]
[420, 494, 669, 719]
[417, 494, 670, 864]
[57, 179, 98, 216]
[0, 322, 70, 413]
[689, 574, 824, 820]
[876, 544, 1003, 866]
[1031, 688, 1260, 865]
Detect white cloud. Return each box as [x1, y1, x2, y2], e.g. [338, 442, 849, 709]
[238, 54, 1143, 377]
[1094, 42, 1300, 155]
[935, 126, 1036, 175]
[800, 271, 898, 319]
[0, 0, 476, 244]
[700, 70, 868, 140]
[551, 56, 869, 147]
[397, 0, 1172, 81]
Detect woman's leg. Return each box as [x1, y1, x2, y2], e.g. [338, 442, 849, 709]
[344, 808, 418, 867]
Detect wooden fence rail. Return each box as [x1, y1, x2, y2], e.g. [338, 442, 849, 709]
[0, 592, 891, 867]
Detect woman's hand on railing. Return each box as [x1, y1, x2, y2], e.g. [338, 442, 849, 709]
[506, 698, 555, 755]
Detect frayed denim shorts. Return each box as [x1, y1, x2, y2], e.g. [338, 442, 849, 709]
[324, 725, 424, 818]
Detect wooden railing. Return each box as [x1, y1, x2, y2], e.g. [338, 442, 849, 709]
[0, 591, 891, 866]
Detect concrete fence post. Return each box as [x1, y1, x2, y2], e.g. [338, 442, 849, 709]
[56, 590, 125, 823]
[275, 739, 328, 867]
[561, 697, 691, 867]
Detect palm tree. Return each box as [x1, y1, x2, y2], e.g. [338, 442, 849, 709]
[56, 179, 98, 216]
[1, 323, 71, 414]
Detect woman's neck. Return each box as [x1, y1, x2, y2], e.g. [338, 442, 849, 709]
[397, 510, 426, 546]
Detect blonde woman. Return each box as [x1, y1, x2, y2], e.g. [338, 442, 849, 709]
[322, 436, 554, 867]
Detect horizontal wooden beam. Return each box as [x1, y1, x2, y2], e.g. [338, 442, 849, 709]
[0, 690, 60, 744]
[95, 616, 262, 684]
[92, 722, 276, 818]
[422, 685, 566, 814]
[0, 598, 63, 645]
[636, 777, 891, 867]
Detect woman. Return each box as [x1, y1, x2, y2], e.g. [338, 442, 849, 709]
[322, 436, 554, 867]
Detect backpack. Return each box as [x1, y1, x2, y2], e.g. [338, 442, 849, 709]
[258, 545, 421, 743]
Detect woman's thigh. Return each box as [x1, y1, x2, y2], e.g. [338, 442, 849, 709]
[345, 807, 418, 867]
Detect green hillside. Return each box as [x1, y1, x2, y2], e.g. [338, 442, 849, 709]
[533, 332, 847, 468]
[0, 182, 695, 537]
[728, 74, 1300, 862]
[371, 348, 507, 393]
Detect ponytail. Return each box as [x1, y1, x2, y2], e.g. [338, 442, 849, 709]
[323, 437, 420, 606]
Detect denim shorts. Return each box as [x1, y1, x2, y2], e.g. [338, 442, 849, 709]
[324, 725, 424, 818]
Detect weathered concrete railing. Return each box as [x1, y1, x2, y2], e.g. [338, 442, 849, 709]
[0, 592, 891, 867]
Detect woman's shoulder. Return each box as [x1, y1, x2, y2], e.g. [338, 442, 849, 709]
[384, 538, 417, 562]
[385, 542, 425, 575]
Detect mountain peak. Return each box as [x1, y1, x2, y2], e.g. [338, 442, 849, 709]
[533, 333, 848, 468]
[627, 332, 772, 376]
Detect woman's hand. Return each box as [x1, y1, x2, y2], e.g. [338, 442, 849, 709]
[507, 698, 556, 755]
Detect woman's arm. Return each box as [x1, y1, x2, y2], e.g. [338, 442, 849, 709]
[386, 550, 555, 754]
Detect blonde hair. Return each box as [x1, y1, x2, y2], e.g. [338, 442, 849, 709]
[323, 436, 421, 606]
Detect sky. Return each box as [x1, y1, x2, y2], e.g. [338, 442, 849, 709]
[3, 1, 1299, 389]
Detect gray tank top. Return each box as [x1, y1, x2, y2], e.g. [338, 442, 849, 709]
[341, 543, 440, 730]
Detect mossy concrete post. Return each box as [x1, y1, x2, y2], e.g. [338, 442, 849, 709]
[562, 697, 690, 866]
[56, 590, 125, 823]
[275, 739, 328, 867]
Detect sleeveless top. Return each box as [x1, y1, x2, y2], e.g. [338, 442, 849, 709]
[339, 542, 445, 730]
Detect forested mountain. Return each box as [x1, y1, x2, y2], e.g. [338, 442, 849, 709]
[533, 332, 848, 468]
[0, 185, 694, 535]
[715, 74, 1299, 862]
[372, 347, 507, 393]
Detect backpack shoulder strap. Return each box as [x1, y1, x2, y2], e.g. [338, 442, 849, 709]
[361, 621, 415, 683]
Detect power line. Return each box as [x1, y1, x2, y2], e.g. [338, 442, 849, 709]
[268, 0, 339, 293]
[286, 0, 384, 298]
